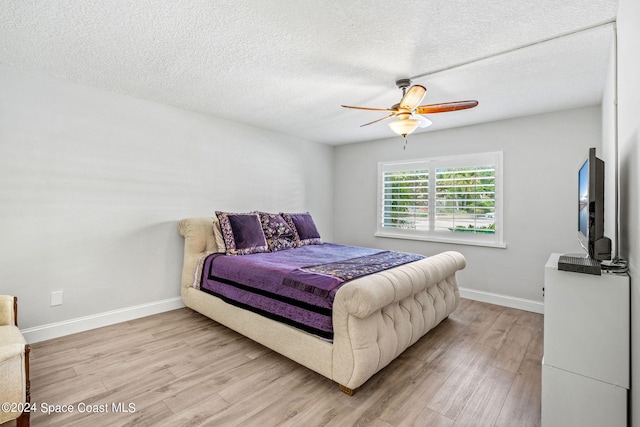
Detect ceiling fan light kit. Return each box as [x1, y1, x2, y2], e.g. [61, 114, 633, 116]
[389, 118, 419, 136]
[341, 78, 478, 141]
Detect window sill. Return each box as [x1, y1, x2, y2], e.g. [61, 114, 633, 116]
[374, 231, 507, 249]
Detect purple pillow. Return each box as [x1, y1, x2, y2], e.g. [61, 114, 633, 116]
[258, 212, 297, 252]
[280, 212, 322, 246]
[215, 211, 268, 255]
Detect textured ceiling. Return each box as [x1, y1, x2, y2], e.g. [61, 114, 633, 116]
[0, 1, 618, 145]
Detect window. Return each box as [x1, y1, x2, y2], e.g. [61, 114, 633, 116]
[377, 152, 504, 248]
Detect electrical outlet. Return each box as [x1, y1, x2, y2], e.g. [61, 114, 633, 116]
[50, 291, 63, 306]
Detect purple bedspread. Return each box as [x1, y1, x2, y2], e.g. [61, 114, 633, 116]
[200, 243, 424, 340]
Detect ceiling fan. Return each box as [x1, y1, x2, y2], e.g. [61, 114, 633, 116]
[341, 78, 478, 137]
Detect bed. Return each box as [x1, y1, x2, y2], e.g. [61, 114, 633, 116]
[178, 213, 465, 394]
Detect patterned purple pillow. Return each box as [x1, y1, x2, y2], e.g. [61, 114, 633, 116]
[215, 211, 268, 255]
[258, 212, 297, 252]
[280, 212, 323, 246]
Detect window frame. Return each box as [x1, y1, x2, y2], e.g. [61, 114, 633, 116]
[375, 151, 505, 248]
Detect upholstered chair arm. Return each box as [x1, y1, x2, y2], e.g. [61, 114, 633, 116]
[0, 343, 28, 424]
[0, 343, 26, 367]
[0, 295, 17, 327]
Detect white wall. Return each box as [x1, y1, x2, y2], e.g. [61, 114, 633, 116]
[615, 0, 640, 423]
[334, 107, 602, 305]
[0, 64, 333, 330]
[601, 31, 617, 251]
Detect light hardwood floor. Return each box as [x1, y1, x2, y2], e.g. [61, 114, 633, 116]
[2, 299, 542, 426]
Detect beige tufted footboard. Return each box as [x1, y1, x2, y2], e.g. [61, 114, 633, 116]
[178, 217, 465, 394]
[331, 252, 463, 390]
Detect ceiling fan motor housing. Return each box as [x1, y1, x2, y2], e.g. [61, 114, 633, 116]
[395, 78, 412, 90]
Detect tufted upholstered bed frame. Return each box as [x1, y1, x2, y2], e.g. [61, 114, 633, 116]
[178, 217, 466, 394]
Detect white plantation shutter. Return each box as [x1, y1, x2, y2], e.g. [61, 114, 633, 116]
[382, 168, 429, 231]
[377, 152, 504, 248]
[434, 165, 496, 233]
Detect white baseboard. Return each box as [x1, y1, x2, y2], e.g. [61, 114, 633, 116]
[459, 287, 544, 314]
[20, 297, 185, 343]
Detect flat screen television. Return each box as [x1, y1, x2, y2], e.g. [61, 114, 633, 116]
[578, 147, 611, 260]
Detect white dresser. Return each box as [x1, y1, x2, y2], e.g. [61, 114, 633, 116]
[542, 253, 629, 427]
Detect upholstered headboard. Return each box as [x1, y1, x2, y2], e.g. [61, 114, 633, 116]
[177, 217, 221, 292]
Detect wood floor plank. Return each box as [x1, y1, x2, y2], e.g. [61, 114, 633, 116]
[494, 353, 542, 426]
[196, 364, 318, 425]
[490, 322, 535, 374]
[236, 369, 329, 425]
[0, 299, 543, 427]
[477, 310, 519, 350]
[426, 343, 498, 419]
[399, 408, 454, 427]
[448, 303, 504, 352]
[378, 347, 467, 426]
[452, 365, 515, 426]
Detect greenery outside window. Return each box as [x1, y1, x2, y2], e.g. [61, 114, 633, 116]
[376, 152, 505, 248]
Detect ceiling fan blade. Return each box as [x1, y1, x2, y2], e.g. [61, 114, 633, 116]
[415, 100, 478, 114]
[399, 85, 427, 111]
[341, 105, 396, 112]
[360, 113, 395, 127]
